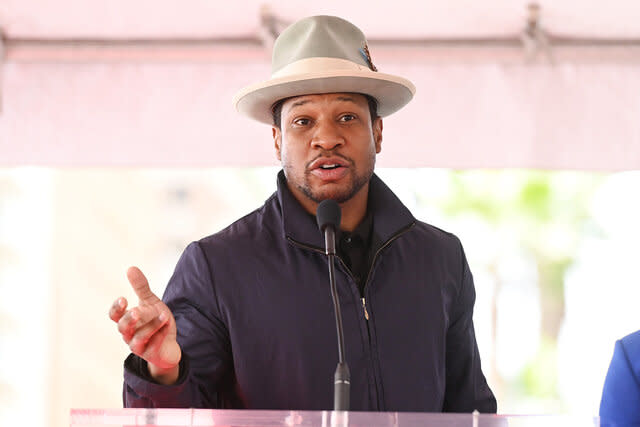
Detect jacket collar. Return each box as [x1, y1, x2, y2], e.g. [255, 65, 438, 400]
[276, 170, 415, 250]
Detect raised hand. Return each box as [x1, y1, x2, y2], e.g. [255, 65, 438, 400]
[109, 266, 181, 384]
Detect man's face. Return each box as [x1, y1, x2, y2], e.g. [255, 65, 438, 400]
[273, 93, 383, 210]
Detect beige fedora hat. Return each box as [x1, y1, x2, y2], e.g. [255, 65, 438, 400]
[232, 15, 416, 124]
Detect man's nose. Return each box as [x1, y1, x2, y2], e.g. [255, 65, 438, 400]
[311, 120, 344, 151]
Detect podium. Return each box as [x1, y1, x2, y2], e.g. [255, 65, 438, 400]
[70, 409, 600, 426]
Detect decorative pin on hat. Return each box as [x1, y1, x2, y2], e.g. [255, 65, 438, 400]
[232, 15, 415, 124]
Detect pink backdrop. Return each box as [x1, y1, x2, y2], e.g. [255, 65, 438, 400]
[1, 0, 639, 169]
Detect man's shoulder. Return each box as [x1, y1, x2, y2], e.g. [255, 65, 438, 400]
[619, 330, 640, 362]
[409, 219, 463, 250]
[198, 192, 281, 250]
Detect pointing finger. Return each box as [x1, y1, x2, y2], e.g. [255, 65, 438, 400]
[126, 266, 159, 303]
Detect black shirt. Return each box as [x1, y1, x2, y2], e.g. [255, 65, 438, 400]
[336, 210, 375, 296]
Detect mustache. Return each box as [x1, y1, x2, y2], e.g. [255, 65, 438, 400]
[305, 151, 354, 170]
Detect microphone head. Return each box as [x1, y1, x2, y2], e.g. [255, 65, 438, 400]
[316, 199, 342, 232]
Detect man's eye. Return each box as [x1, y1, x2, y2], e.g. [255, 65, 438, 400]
[293, 118, 311, 126]
[339, 114, 356, 122]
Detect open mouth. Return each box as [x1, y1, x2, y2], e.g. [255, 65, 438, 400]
[319, 164, 342, 170]
[310, 157, 349, 181]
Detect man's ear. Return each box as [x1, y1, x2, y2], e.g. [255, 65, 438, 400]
[373, 117, 383, 153]
[273, 127, 282, 161]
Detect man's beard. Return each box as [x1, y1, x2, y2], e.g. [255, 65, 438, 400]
[287, 153, 376, 204]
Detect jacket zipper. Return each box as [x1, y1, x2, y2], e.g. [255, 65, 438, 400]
[361, 298, 369, 320]
[286, 237, 361, 293]
[361, 221, 416, 299]
[285, 237, 327, 257]
[286, 220, 417, 322]
[287, 221, 416, 410]
[359, 221, 416, 410]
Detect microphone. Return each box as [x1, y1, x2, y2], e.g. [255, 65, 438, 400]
[316, 199, 350, 411]
[316, 199, 341, 255]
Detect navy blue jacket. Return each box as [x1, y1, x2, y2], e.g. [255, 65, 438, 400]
[600, 330, 640, 426]
[123, 171, 496, 412]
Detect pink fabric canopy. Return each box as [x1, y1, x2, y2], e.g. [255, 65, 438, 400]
[1, 1, 639, 170]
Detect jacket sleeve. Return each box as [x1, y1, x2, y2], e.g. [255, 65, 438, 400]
[599, 335, 640, 426]
[442, 240, 497, 413]
[123, 241, 234, 408]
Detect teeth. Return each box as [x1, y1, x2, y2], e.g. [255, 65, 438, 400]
[320, 164, 339, 169]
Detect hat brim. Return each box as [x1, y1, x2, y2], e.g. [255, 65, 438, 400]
[233, 70, 416, 125]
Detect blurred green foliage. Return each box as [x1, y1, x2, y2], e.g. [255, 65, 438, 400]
[417, 169, 604, 406]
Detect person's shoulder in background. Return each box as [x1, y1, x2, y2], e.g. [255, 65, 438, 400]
[600, 329, 640, 427]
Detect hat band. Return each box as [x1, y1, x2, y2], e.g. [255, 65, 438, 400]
[271, 57, 373, 79]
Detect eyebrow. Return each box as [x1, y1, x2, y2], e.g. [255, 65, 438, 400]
[288, 96, 359, 110]
[335, 96, 358, 104]
[289, 99, 311, 109]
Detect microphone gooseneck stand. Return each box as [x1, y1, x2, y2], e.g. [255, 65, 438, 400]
[316, 199, 350, 411]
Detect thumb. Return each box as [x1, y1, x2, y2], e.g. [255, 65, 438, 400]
[126, 266, 159, 303]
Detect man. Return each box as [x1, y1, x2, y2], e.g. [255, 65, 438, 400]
[109, 15, 496, 412]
